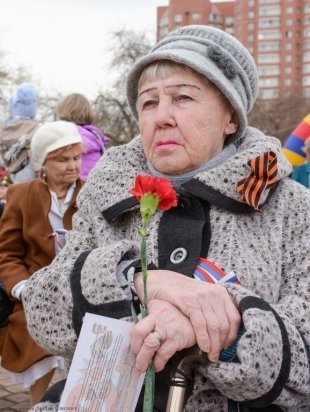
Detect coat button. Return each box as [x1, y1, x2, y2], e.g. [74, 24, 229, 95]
[170, 248, 187, 264]
[179, 197, 191, 209]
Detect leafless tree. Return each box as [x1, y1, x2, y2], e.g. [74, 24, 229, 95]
[248, 94, 310, 144]
[93, 29, 153, 146]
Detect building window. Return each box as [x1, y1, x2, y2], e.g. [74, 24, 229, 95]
[286, 7, 294, 14]
[259, 6, 281, 16]
[226, 28, 234, 35]
[284, 79, 292, 86]
[258, 65, 280, 76]
[285, 55, 292, 62]
[259, 89, 279, 99]
[225, 17, 234, 25]
[304, 64, 310, 73]
[247, 35, 254, 42]
[159, 17, 168, 27]
[258, 41, 280, 51]
[259, 18, 280, 28]
[174, 14, 182, 23]
[248, 23, 254, 30]
[258, 30, 281, 40]
[285, 67, 292, 74]
[257, 53, 280, 63]
[248, 0, 255, 6]
[209, 13, 224, 23]
[303, 76, 310, 86]
[192, 13, 201, 21]
[285, 43, 292, 50]
[259, 0, 279, 3]
[159, 27, 169, 38]
[304, 51, 310, 62]
[304, 3, 310, 13]
[248, 11, 255, 18]
[259, 78, 279, 87]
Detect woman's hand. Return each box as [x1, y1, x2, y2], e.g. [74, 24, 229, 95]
[131, 299, 196, 372]
[134, 270, 241, 362]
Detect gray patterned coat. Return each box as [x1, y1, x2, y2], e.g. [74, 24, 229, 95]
[23, 127, 310, 411]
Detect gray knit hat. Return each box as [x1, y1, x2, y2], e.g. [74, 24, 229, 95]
[126, 25, 259, 142]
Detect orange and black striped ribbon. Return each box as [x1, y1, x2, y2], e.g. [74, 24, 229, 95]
[237, 151, 279, 211]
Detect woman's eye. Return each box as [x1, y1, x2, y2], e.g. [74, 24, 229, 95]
[175, 94, 193, 102]
[142, 100, 158, 109]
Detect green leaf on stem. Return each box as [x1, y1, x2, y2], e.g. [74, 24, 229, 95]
[140, 303, 148, 318]
[131, 302, 139, 324]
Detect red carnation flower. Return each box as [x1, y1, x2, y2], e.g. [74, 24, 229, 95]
[130, 175, 178, 211]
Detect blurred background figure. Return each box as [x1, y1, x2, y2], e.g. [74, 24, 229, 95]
[0, 83, 40, 183]
[0, 170, 12, 218]
[56, 93, 109, 180]
[290, 137, 310, 188]
[0, 120, 83, 406]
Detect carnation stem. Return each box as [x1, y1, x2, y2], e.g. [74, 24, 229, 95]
[140, 223, 148, 314]
[143, 361, 155, 412]
[139, 222, 155, 411]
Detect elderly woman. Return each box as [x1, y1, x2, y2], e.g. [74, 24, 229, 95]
[23, 26, 309, 411]
[0, 120, 83, 406]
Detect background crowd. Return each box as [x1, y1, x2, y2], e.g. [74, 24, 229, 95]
[0, 84, 109, 405]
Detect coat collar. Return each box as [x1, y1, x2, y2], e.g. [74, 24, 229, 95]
[34, 178, 83, 228]
[93, 128, 292, 222]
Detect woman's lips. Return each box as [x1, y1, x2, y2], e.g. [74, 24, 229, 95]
[155, 140, 181, 150]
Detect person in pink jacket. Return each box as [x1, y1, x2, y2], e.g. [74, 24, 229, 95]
[56, 93, 109, 180]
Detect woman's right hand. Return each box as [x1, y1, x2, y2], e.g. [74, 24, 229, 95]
[131, 298, 196, 372]
[134, 269, 241, 362]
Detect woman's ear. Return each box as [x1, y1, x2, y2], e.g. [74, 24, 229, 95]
[224, 111, 238, 136]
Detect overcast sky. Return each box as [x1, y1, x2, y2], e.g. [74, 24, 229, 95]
[0, 0, 170, 98]
[1, 0, 229, 99]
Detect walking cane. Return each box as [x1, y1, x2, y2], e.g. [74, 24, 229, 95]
[165, 325, 243, 411]
[165, 347, 208, 412]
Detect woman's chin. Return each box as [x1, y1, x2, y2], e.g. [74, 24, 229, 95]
[153, 164, 187, 176]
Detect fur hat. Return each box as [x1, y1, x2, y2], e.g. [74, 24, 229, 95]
[9, 83, 37, 120]
[126, 25, 259, 142]
[31, 121, 82, 166]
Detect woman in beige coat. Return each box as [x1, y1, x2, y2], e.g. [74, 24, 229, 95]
[0, 121, 83, 406]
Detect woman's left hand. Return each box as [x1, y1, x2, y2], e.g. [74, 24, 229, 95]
[131, 299, 196, 372]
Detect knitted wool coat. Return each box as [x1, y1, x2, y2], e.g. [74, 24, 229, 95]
[23, 128, 310, 412]
[0, 179, 83, 373]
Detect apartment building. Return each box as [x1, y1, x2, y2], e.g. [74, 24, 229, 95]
[157, 0, 310, 100]
[157, 0, 234, 40]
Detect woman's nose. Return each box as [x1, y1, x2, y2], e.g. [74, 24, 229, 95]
[154, 101, 176, 128]
[67, 159, 76, 169]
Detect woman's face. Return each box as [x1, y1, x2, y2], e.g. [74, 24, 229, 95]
[137, 70, 238, 175]
[43, 144, 82, 187]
